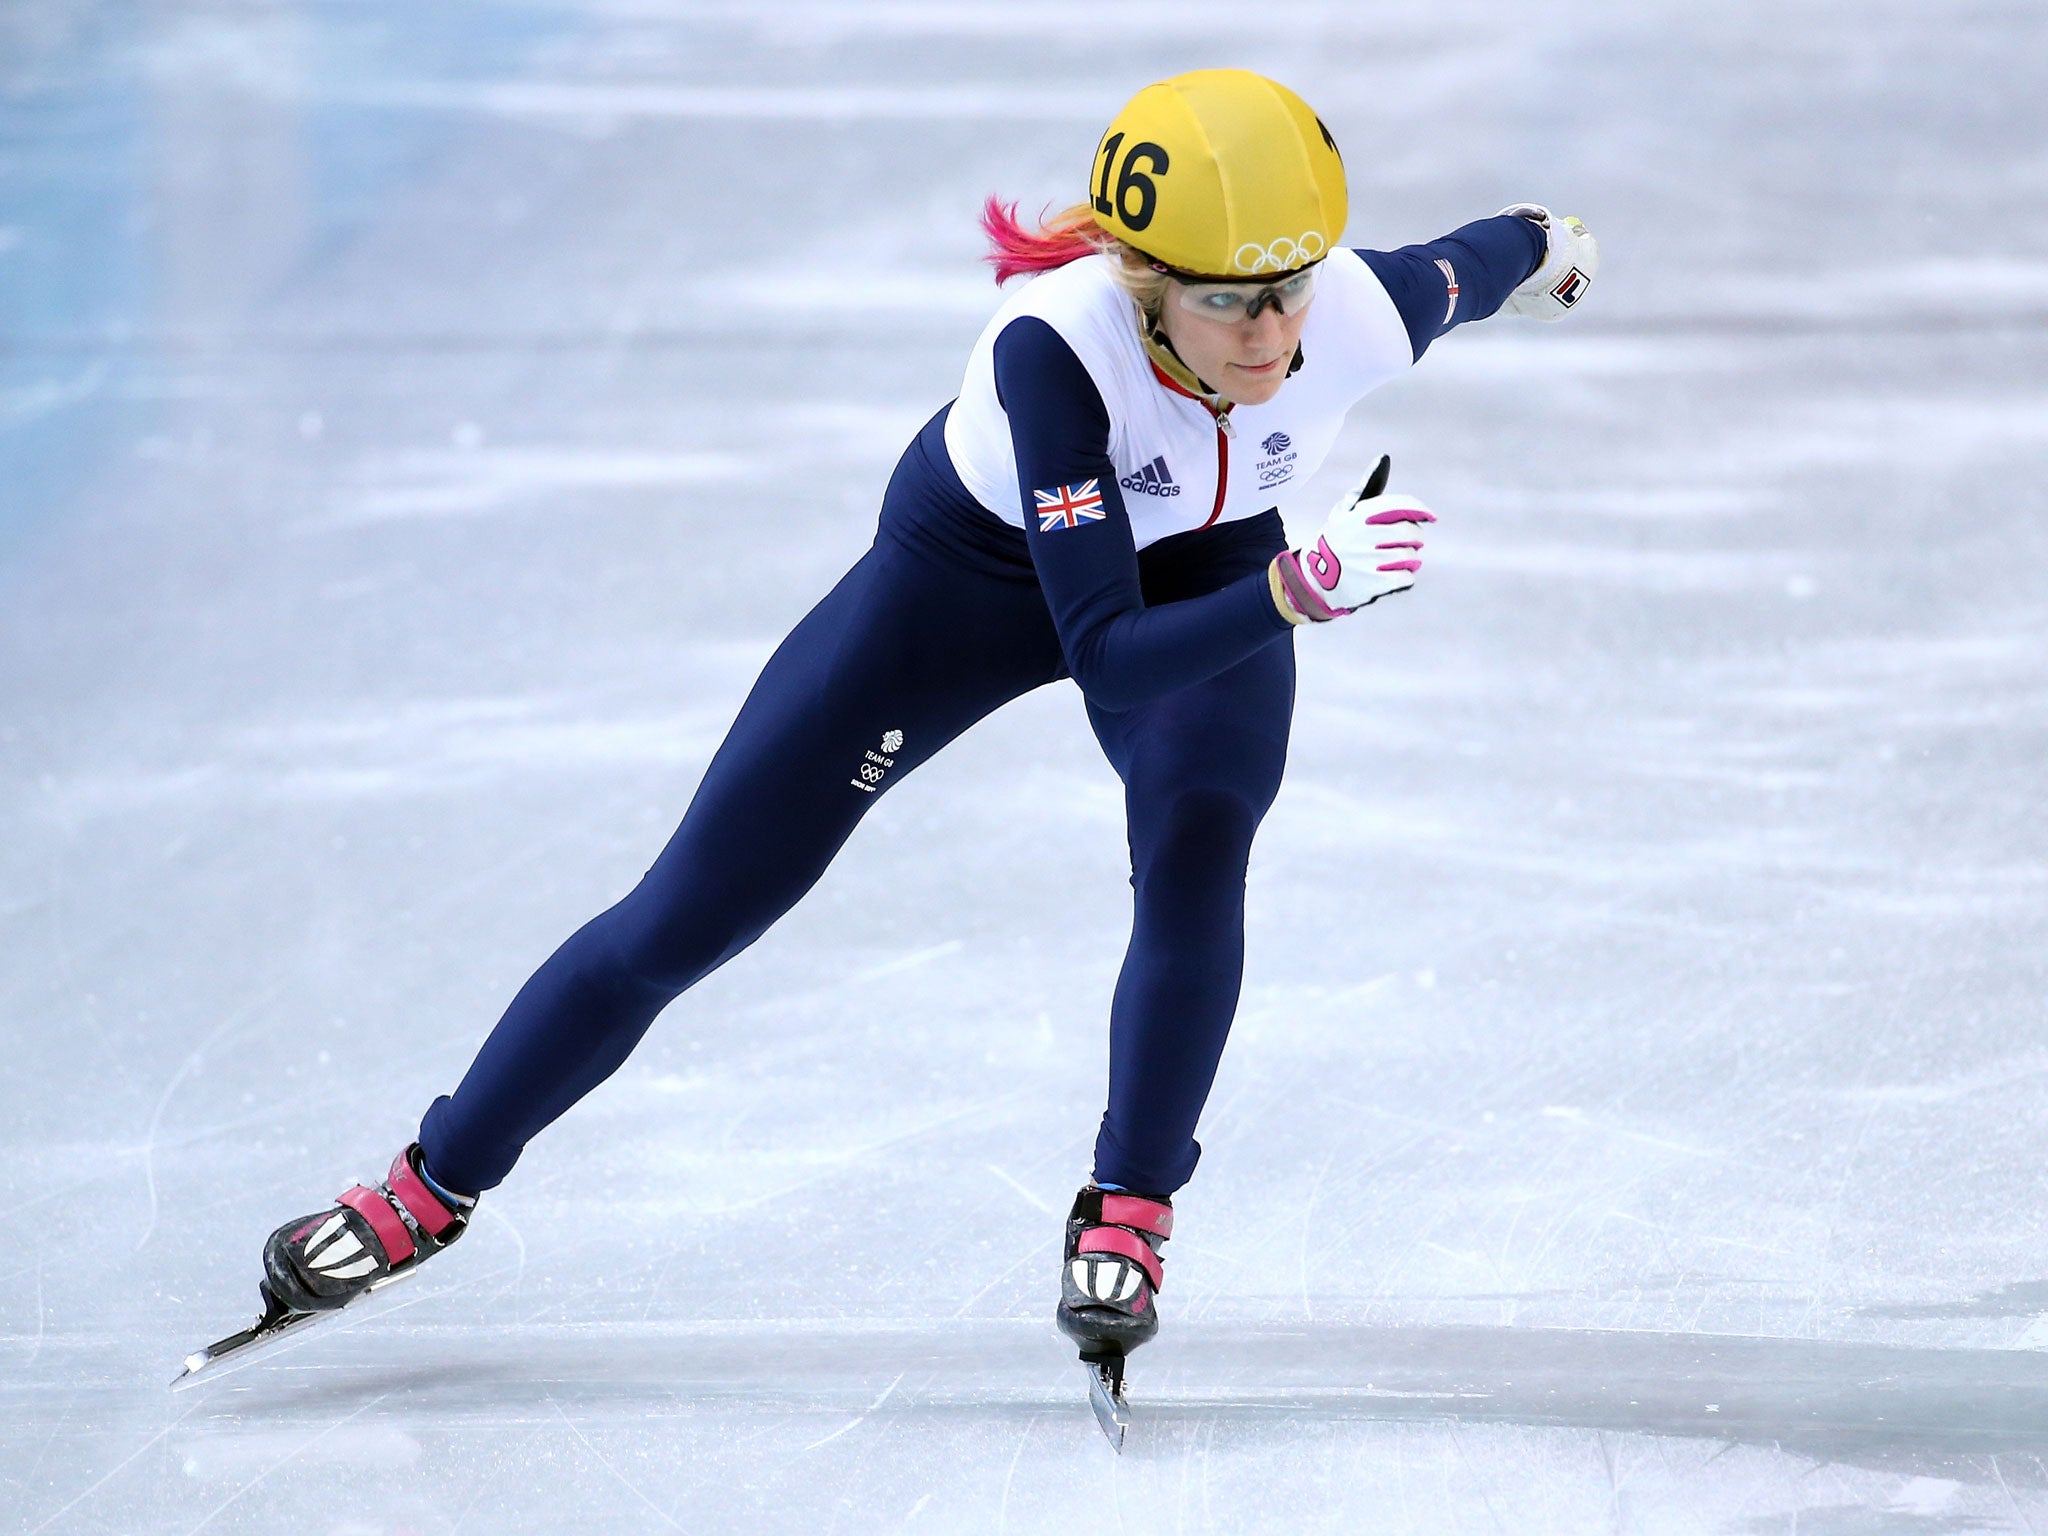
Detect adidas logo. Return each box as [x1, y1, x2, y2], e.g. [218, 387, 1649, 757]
[1118, 455, 1182, 498]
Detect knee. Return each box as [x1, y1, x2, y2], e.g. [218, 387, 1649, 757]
[1130, 725, 1285, 818]
[1132, 784, 1262, 889]
[1126, 733, 1282, 878]
[580, 882, 746, 998]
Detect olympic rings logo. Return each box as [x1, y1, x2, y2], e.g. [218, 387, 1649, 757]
[1233, 232, 1327, 274]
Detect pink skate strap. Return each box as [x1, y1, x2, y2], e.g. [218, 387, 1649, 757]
[1100, 1193, 1173, 1239]
[339, 1183, 415, 1266]
[1079, 1226, 1164, 1292]
[386, 1150, 459, 1237]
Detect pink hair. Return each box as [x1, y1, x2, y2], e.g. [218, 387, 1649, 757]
[980, 196, 1106, 286]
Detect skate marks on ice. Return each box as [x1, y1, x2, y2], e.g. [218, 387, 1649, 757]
[151, 1317, 2048, 1475]
[1865, 1280, 2048, 1325]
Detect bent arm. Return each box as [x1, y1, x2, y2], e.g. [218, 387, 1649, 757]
[995, 317, 1290, 713]
[1356, 214, 1547, 361]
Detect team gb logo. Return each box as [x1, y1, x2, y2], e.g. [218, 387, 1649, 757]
[1256, 430, 1298, 490]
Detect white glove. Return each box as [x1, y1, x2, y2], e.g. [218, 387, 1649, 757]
[1496, 203, 1598, 320]
[1272, 457, 1435, 622]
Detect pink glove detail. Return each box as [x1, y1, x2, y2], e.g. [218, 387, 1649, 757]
[1275, 456, 1439, 623]
[1275, 542, 1350, 621]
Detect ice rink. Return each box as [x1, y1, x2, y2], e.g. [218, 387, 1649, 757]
[6, 1, 2048, 1531]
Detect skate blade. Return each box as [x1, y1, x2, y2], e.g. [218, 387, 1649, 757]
[171, 1268, 418, 1391]
[1084, 1360, 1129, 1452]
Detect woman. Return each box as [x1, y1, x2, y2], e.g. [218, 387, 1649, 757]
[218, 70, 1598, 1403]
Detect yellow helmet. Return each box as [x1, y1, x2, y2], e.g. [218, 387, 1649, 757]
[1088, 69, 1347, 279]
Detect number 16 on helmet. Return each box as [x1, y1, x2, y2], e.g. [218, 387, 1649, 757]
[1088, 69, 1350, 281]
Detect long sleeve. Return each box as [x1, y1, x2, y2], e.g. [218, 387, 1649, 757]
[993, 316, 1291, 713]
[1355, 214, 1547, 362]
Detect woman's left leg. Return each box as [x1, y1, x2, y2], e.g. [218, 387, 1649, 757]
[414, 539, 1065, 1196]
[1084, 633, 1296, 1196]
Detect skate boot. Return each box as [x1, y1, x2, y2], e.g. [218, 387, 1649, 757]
[262, 1143, 471, 1313]
[1056, 1184, 1172, 1446]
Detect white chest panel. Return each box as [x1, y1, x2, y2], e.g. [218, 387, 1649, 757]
[944, 250, 1415, 551]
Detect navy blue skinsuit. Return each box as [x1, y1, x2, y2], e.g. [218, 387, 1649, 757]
[418, 218, 1544, 1199]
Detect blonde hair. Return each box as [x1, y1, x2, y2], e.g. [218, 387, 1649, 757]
[981, 198, 1172, 328]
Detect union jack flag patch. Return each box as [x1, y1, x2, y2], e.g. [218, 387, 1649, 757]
[1033, 479, 1107, 531]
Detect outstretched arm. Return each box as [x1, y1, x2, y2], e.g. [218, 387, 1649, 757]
[1357, 208, 1599, 361]
[995, 316, 1292, 713]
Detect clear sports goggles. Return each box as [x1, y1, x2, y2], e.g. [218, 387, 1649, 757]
[1167, 262, 1321, 322]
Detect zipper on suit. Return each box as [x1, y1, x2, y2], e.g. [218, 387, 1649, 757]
[1202, 407, 1231, 530]
[1148, 360, 1233, 531]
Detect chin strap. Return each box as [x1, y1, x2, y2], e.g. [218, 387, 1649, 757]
[1140, 323, 1214, 398]
[1140, 321, 1308, 401]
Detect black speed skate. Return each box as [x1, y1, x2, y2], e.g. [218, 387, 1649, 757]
[174, 1143, 471, 1386]
[264, 1143, 469, 1310]
[1055, 1184, 1172, 1450]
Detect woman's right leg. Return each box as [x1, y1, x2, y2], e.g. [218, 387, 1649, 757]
[417, 541, 1064, 1194]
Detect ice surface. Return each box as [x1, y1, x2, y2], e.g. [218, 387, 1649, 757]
[5, 1, 2048, 1531]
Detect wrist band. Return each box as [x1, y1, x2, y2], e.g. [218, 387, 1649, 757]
[1267, 558, 1311, 625]
[1272, 549, 1343, 622]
